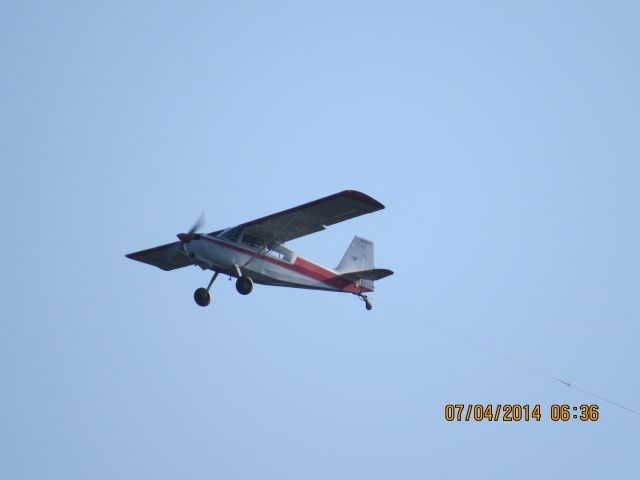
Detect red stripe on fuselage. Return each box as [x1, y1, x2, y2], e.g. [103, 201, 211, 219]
[201, 236, 370, 293]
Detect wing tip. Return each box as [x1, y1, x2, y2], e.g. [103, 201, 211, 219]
[342, 190, 386, 210]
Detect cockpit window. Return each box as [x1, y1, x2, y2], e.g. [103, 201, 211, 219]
[242, 233, 265, 249]
[219, 227, 241, 242]
[266, 242, 295, 263]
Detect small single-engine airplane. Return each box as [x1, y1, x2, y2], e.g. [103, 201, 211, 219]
[126, 190, 393, 310]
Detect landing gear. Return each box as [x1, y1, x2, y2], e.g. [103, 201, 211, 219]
[194, 271, 219, 307]
[357, 293, 373, 311]
[236, 276, 254, 295]
[194, 287, 211, 307]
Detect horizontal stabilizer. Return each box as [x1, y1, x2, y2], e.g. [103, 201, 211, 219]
[340, 268, 394, 282]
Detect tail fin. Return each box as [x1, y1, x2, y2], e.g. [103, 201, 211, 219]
[336, 235, 375, 273]
[335, 236, 379, 291]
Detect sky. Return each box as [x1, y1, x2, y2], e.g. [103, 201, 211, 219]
[2, 1, 639, 478]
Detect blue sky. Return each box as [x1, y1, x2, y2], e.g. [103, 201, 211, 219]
[2, 1, 639, 478]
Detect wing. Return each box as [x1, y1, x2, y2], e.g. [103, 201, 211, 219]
[125, 242, 193, 271]
[240, 190, 385, 244]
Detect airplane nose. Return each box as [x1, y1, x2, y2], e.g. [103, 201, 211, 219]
[177, 233, 191, 242]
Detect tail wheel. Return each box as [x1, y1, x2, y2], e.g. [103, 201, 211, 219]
[235, 276, 254, 295]
[357, 293, 372, 311]
[194, 287, 211, 307]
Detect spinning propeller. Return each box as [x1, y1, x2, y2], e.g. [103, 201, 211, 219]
[177, 214, 205, 243]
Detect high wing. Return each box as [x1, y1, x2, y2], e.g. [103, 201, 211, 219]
[240, 190, 385, 244]
[125, 242, 193, 271]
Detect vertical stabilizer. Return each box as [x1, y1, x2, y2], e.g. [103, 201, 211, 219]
[336, 236, 375, 273]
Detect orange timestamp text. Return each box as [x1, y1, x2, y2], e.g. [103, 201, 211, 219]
[444, 404, 599, 422]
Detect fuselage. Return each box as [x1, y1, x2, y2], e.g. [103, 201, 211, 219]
[185, 231, 371, 294]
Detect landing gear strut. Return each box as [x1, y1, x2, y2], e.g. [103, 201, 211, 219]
[194, 271, 219, 307]
[357, 293, 373, 311]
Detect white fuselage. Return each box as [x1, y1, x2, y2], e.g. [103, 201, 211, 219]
[185, 232, 368, 294]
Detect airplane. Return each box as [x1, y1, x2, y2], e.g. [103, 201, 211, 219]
[126, 190, 393, 310]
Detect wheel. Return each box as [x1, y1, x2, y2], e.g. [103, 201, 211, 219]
[194, 287, 211, 307]
[365, 301, 373, 311]
[235, 276, 254, 295]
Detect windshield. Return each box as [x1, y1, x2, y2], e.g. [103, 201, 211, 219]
[219, 227, 241, 242]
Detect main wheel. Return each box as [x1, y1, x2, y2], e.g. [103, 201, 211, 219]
[194, 287, 211, 307]
[365, 301, 373, 311]
[235, 276, 254, 295]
